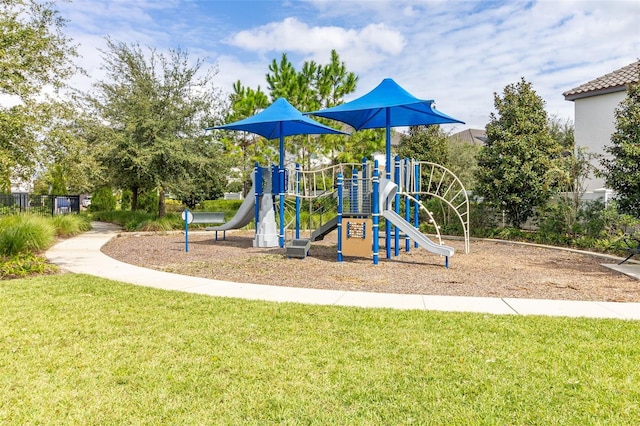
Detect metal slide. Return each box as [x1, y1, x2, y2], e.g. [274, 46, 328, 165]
[381, 209, 454, 257]
[310, 216, 338, 241]
[380, 178, 454, 258]
[208, 181, 256, 232]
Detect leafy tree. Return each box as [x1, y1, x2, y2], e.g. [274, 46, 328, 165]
[447, 137, 481, 191]
[475, 78, 562, 227]
[90, 186, 116, 212]
[601, 74, 640, 217]
[548, 115, 574, 153]
[222, 81, 270, 195]
[1, 0, 79, 188]
[333, 129, 384, 164]
[263, 51, 357, 168]
[397, 125, 450, 165]
[88, 39, 227, 216]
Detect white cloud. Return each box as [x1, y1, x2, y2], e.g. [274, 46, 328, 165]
[226, 17, 406, 72]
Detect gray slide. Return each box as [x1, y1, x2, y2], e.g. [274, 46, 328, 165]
[208, 181, 256, 232]
[380, 178, 454, 258]
[310, 216, 338, 241]
[381, 209, 454, 257]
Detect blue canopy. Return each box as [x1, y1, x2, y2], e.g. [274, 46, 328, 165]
[306, 78, 464, 176]
[306, 78, 464, 131]
[207, 97, 348, 141]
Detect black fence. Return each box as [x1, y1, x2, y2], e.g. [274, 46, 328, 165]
[0, 193, 81, 217]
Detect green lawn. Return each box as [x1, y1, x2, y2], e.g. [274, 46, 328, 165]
[1, 275, 638, 425]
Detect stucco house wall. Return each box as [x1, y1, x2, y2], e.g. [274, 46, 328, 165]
[563, 60, 639, 197]
[573, 91, 626, 191]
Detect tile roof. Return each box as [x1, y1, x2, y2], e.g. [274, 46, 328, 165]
[563, 60, 640, 100]
[449, 128, 487, 145]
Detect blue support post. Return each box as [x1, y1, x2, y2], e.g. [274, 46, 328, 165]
[184, 208, 189, 253]
[279, 165, 285, 248]
[254, 163, 261, 238]
[385, 109, 391, 259]
[352, 168, 359, 214]
[394, 155, 401, 256]
[372, 161, 380, 265]
[404, 158, 411, 253]
[361, 157, 368, 205]
[295, 163, 301, 240]
[278, 123, 285, 248]
[337, 173, 343, 262]
[414, 162, 420, 249]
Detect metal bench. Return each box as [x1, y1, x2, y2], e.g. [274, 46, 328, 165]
[619, 236, 640, 265]
[190, 212, 227, 240]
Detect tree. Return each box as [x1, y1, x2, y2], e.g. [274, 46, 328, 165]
[88, 39, 227, 216]
[397, 125, 450, 165]
[1, 0, 79, 188]
[601, 74, 640, 217]
[446, 137, 481, 191]
[223, 81, 270, 195]
[264, 51, 358, 168]
[475, 78, 562, 227]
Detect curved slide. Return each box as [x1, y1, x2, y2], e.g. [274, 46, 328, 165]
[208, 181, 256, 232]
[379, 178, 454, 258]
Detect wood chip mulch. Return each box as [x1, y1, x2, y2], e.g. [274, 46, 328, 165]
[101, 230, 640, 303]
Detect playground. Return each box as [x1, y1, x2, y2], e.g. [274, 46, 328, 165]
[103, 78, 639, 304]
[101, 229, 640, 303]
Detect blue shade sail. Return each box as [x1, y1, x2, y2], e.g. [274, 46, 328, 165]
[207, 97, 348, 140]
[306, 78, 464, 130]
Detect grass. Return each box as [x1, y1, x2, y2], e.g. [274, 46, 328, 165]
[50, 214, 92, 237]
[1, 275, 639, 424]
[0, 215, 55, 256]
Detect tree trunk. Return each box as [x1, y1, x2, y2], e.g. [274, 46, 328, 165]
[158, 187, 166, 218]
[131, 186, 139, 211]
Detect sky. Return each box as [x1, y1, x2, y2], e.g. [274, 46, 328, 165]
[55, 0, 640, 131]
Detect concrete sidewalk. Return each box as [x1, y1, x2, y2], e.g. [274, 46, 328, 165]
[44, 222, 640, 320]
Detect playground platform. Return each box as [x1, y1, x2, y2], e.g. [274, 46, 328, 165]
[44, 222, 640, 320]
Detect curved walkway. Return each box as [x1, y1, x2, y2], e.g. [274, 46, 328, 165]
[45, 222, 640, 320]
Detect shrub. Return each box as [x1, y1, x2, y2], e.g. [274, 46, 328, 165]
[0, 215, 56, 256]
[51, 214, 91, 237]
[120, 189, 132, 211]
[90, 187, 116, 212]
[164, 198, 184, 213]
[90, 210, 154, 229]
[200, 199, 243, 213]
[138, 190, 158, 214]
[138, 214, 182, 232]
[0, 253, 57, 279]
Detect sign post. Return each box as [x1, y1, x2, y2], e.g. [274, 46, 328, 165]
[181, 209, 194, 252]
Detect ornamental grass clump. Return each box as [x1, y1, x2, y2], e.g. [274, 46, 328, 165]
[0, 215, 56, 256]
[51, 214, 91, 237]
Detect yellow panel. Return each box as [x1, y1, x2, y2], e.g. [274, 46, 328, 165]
[342, 218, 373, 258]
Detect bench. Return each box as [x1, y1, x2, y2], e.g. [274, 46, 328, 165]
[619, 236, 640, 265]
[188, 212, 227, 241]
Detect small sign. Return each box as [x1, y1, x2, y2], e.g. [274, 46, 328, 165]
[181, 210, 194, 224]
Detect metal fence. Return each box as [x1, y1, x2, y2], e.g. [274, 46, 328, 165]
[0, 193, 80, 217]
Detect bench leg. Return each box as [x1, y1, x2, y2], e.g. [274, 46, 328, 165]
[619, 253, 635, 265]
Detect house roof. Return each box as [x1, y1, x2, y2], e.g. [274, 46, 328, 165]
[449, 128, 487, 145]
[563, 60, 640, 101]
